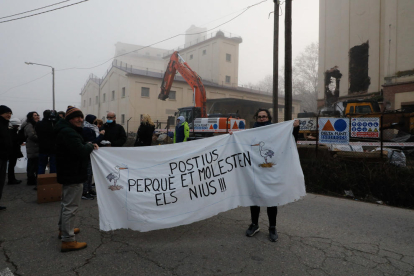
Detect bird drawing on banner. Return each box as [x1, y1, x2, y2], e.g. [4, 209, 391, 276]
[106, 165, 128, 189]
[252, 141, 274, 164]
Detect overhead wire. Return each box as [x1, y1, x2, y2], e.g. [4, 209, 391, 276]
[0, 0, 90, 24]
[1, 0, 268, 96]
[56, 0, 268, 72]
[0, 73, 51, 97]
[0, 0, 73, 20]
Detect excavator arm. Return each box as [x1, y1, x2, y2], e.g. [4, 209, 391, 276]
[158, 51, 207, 118]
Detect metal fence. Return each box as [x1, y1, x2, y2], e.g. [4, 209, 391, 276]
[295, 114, 414, 208]
[296, 114, 414, 166]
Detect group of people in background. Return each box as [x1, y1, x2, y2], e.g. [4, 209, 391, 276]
[3, 104, 294, 251]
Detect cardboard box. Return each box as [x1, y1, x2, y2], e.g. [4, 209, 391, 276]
[38, 173, 58, 186]
[37, 184, 62, 203]
[37, 174, 62, 203]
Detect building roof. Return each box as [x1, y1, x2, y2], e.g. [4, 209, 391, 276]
[114, 65, 299, 102]
[162, 30, 243, 59]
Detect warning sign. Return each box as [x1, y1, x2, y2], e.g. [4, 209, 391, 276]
[318, 118, 349, 144]
[350, 117, 380, 138]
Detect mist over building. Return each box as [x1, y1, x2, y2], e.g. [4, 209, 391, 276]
[80, 25, 300, 132]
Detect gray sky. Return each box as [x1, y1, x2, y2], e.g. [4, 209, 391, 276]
[0, 0, 319, 119]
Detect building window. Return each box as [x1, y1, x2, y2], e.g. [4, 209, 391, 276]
[112, 90, 115, 101]
[202, 50, 206, 55]
[141, 87, 150, 97]
[121, 114, 125, 124]
[349, 42, 370, 93]
[122, 87, 125, 98]
[225, 76, 231, 84]
[89, 98, 91, 106]
[103, 93, 106, 102]
[226, 53, 231, 62]
[169, 90, 176, 100]
[83, 100, 86, 107]
[190, 54, 193, 60]
[96, 96, 98, 104]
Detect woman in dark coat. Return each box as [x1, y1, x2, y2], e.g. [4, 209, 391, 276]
[21, 111, 40, 186]
[244, 108, 300, 242]
[134, 114, 155, 147]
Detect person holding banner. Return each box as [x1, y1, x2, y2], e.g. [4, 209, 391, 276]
[243, 108, 300, 242]
[55, 106, 99, 252]
[100, 112, 127, 147]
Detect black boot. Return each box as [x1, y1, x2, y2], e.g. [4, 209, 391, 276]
[269, 226, 278, 242]
[27, 177, 36, 186]
[8, 179, 22, 185]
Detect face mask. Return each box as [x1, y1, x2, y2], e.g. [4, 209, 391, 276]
[106, 120, 113, 124]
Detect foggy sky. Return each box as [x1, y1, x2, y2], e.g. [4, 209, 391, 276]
[0, 0, 319, 119]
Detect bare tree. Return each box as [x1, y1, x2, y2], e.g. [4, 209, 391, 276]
[258, 74, 285, 95]
[256, 42, 318, 113]
[293, 42, 318, 112]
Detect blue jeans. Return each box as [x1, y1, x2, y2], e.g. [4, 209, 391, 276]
[38, 153, 56, 174]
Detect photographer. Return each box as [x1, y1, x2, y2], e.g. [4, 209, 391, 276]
[36, 110, 59, 174]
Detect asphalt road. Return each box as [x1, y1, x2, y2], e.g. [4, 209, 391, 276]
[1, 174, 414, 276]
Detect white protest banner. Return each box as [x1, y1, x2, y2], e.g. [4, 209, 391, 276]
[91, 121, 305, 232]
[318, 118, 350, 144]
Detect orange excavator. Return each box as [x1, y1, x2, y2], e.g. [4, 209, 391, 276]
[158, 51, 245, 138]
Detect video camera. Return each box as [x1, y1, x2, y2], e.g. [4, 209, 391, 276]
[43, 109, 59, 122]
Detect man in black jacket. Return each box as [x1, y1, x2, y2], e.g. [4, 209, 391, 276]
[8, 118, 23, 185]
[100, 112, 126, 147]
[55, 106, 99, 252]
[0, 105, 13, 211]
[36, 110, 58, 174]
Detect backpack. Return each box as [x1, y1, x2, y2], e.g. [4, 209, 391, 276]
[17, 125, 27, 144]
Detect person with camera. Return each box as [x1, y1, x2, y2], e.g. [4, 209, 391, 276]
[36, 110, 59, 175]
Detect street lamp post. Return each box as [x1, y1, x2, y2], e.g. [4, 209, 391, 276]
[25, 62, 55, 110]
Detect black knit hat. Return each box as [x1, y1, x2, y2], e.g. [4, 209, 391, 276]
[85, 114, 97, 124]
[65, 106, 84, 121]
[0, 105, 12, 115]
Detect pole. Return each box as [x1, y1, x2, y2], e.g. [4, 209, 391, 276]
[25, 62, 55, 110]
[284, 0, 292, 121]
[380, 115, 383, 160]
[273, 0, 280, 123]
[52, 67, 55, 110]
[127, 117, 132, 134]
